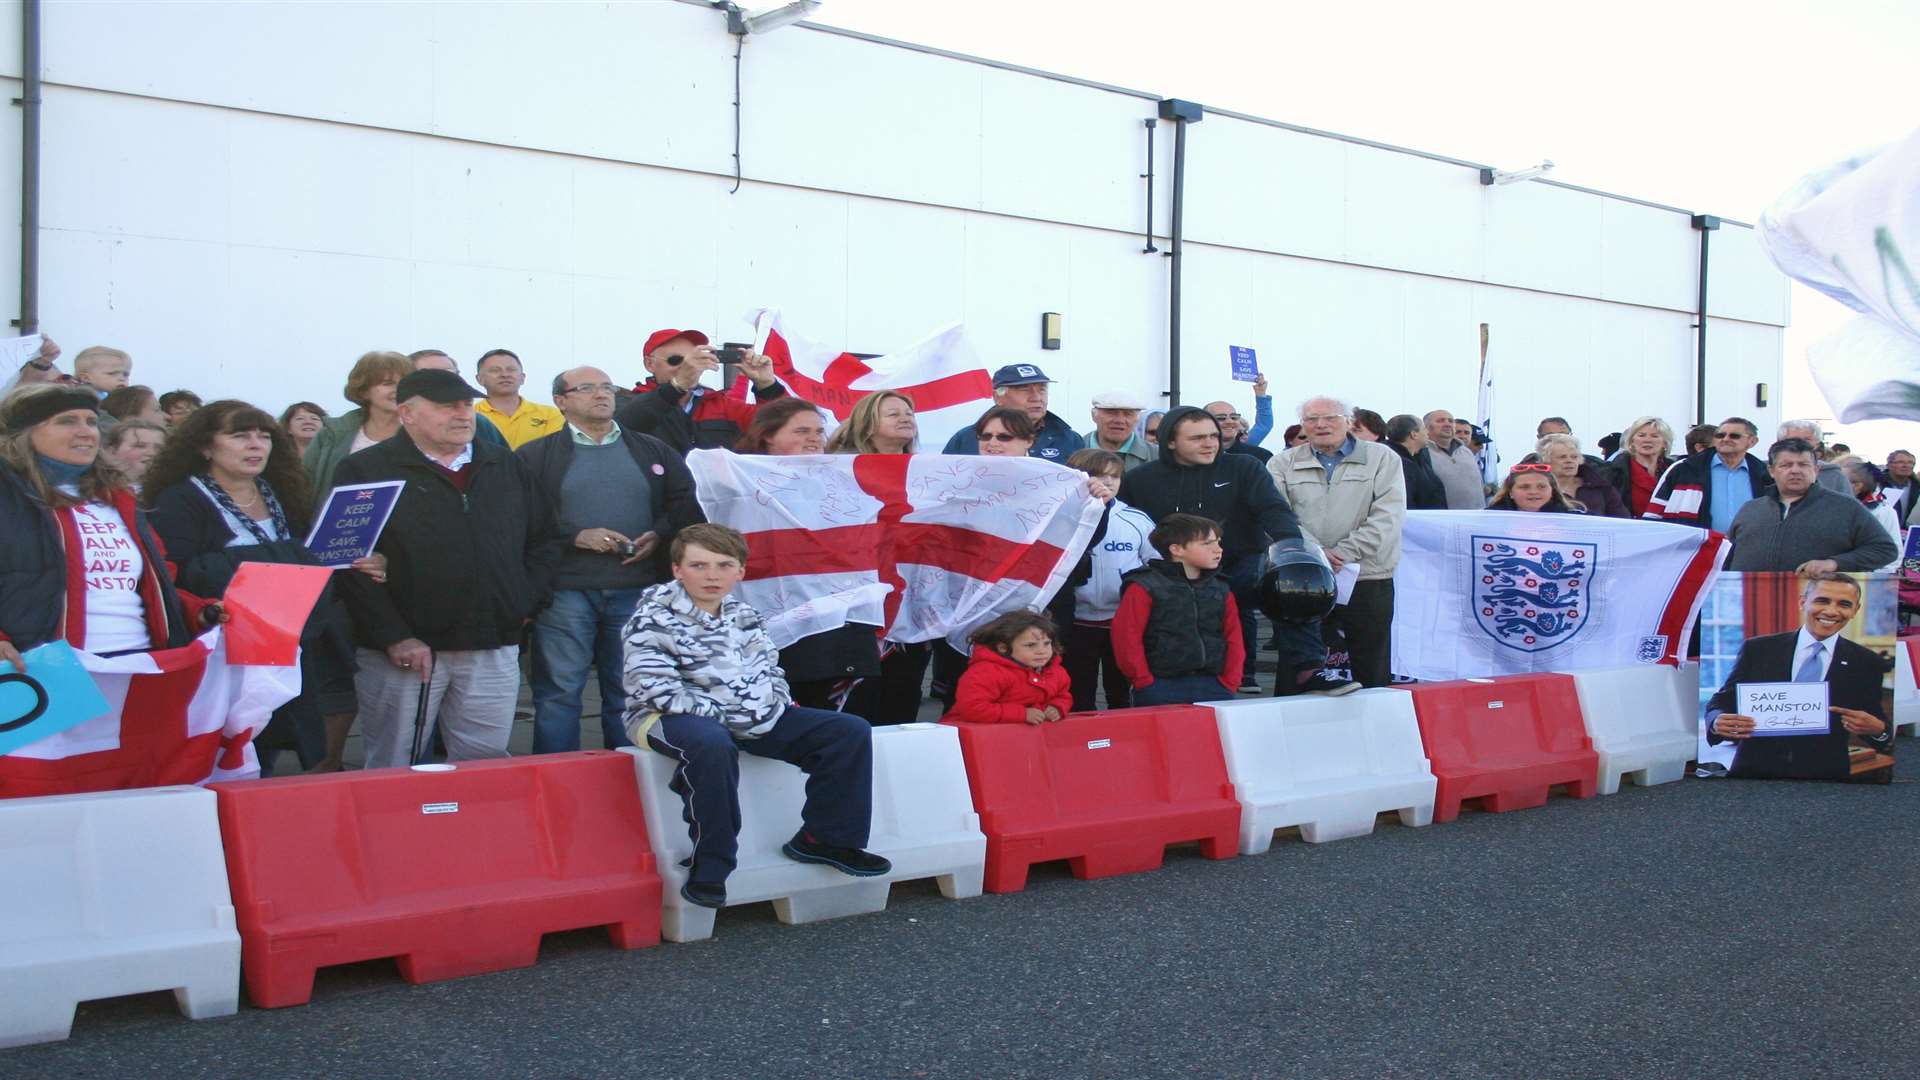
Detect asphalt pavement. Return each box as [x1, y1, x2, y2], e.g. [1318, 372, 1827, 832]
[8, 743, 1919, 1080]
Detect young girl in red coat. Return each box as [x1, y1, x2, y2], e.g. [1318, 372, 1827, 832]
[943, 611, 1075, 725]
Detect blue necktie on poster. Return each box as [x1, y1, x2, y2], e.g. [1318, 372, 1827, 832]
[0, 641, 112, 756]
[1793, 641, 1826, 683]
[1229, 346, 1259, 383]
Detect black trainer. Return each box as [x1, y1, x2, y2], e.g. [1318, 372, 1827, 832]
[1307, 671, 1362, 697]
[680, 879, 726, 908]
[782, 831, 892, 877]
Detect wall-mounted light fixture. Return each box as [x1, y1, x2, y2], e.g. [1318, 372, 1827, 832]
[1478, 160, 1555, 185]
[1756, 382, 1769, 408]
[1041, 312, 1062, 350]
[715, 0, 821, 35]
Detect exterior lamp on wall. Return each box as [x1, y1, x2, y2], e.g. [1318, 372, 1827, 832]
[1756, 382, 1769, 408]
[1041, 312, 1062, 351]
[717, 0, 822, 35]
[1478, 160, 1555, 185]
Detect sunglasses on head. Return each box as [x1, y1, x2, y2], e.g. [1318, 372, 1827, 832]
[1510, 462, 1553, 474]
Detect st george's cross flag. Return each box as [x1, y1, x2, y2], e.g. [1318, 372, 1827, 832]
[746, 308, 994, 451]
[0, 627, 297, 798]
[1390, 510, 1728, 680]
[686, 449, 1104, 650]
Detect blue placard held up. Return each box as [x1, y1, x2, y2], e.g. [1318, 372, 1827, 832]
[0, 641, 111, 757]
[304, 480, 407, 568]
[1229, 345, 1259, 383]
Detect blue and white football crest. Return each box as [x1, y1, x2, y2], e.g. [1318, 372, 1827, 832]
[1470, 535, 1595, 653]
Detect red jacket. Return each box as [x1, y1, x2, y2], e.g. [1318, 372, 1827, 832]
[14, 488, 213, 651]
[943, 645, 1074, 724]
[617, 377, 787, 454]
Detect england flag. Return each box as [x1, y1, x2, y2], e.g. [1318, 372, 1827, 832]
[1391, 510, 1729, 680]
[686, 449, 1104, 650]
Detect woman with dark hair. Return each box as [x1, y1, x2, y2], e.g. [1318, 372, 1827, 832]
[1349, 408, 1388, 442]
[158, 390, 203, 426]
[973, 405, 1036, 458]
[146, 401, 383, 774]
[1488, 462, 1587, 513]
[102, 384, 165, 425]
[279, 401, 329, 458]
[0, 384, 218, 676]
[737, 396, 827, 455]
[739, 397, 884, 716]
[1282, 423, 1307, 448]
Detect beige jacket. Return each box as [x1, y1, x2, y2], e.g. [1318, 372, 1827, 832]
[1269, 439, 1407, 580]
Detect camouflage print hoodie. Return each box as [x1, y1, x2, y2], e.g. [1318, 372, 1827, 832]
[621, 581, 792, 740]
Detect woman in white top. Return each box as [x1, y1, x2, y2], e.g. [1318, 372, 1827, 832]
[0, 383, 216, 676]
[147, 400, 385, 774]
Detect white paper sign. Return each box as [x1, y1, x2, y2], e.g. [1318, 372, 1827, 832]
[0, 334, 44, 369]
[1736, 681, 1831, 737]
[1333, 563, 1360, 606]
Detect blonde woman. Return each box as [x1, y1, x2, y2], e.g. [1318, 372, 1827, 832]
[825, 390, 917, 454]
[1606, 415, 1674, 518]
[302, 350, 411, 494]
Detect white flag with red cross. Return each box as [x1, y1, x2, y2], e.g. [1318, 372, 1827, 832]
[0, 628, 297, 798]
[686, 449, 1105, 649]
[747, 308, 995, 451]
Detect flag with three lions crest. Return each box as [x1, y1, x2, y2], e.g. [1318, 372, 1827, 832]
[1391, 511, 1728, 680]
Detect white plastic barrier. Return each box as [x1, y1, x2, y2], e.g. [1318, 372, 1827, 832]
[624, 721, 985, 943]
[1204, 690, 1436, 853]
[1895, 643, 1917, 738]
[1570, 664, 1701, 795]
[0, 786, 239, 1048]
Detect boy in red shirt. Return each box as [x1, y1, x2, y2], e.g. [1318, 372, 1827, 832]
[1111, 513, 1243, 706]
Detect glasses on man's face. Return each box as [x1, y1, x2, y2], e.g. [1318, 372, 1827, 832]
[1302, 414, 1343, 424]
[563, 383, 618, 396]
[1210, 413, 1243, 424]
[1714, 430, 1747, 440]
[980, 431, 1025, 443]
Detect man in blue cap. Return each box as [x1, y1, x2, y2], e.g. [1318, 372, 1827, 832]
[942, 363, 1085, 461]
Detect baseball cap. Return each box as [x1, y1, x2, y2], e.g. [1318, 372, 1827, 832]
[396, 368, 483, 405]
[991, 363, 1053, 388]
[643, 328, 710, 356]
[1090, 390, 1146, 410]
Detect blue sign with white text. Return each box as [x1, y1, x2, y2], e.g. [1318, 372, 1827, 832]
[304, 480, 406, 567]
[1229, 345, 1259, 382]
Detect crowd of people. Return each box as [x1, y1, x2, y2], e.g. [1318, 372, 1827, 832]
[1, 330, 1910, 905]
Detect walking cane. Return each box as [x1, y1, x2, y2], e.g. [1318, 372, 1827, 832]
[408, 679, 432, 767]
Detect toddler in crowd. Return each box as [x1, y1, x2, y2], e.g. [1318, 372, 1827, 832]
[943, 611, 1075, 724]
[1110, 513, 1244, 707]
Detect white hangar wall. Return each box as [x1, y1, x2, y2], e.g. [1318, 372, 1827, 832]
[0, 0, 1785, 456]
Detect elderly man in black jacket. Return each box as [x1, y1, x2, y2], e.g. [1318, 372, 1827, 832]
[1386, 413, 1447, 510]
[518, 365, 702, 754]
[334, 368, 552, 768]
[1117, 405, 1352, 696]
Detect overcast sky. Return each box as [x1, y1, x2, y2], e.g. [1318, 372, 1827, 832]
[814, 0, 1918, 457]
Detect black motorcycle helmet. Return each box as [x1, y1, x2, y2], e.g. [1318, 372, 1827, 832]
[1259, 538, 1336, 623]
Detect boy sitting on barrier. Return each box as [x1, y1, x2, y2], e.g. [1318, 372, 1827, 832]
[622, 523, 892, 909]
[1110, 513, 1244, 707]
[944, 611, 1075, 724]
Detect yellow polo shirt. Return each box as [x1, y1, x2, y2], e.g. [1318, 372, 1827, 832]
[475, 397, 566, 449]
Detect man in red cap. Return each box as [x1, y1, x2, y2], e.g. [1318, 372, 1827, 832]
[617, 328, 786, 455]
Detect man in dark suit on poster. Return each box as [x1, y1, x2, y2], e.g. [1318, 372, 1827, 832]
[1706, 572, 1891, 781]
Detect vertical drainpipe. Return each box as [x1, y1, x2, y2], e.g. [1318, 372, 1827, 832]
[14, 0, 40, 334]
[1157, 98, 1202, 409]
[1690, 214, 1719, 426]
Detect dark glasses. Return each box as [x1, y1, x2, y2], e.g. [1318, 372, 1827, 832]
[1510, 462, 1553, 474]
[980, 432, 1025, 443]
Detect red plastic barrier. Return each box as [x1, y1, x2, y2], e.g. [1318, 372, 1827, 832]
[1405, 674, 1599, 823]
[948, 707, 1239, 893]
[212, 751, 659, 1007]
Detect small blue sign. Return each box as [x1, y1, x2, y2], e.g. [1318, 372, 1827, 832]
[1229, 345, 1259, 383]
[303, 480, 407, 568]
[0, 641, 112, 756]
